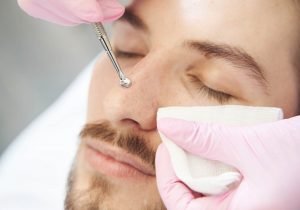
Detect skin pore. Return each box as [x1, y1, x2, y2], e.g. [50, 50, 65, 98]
[65, 0, 300, 210]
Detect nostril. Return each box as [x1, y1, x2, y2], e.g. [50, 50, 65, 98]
[120, 118, 155, 132]
[121, 118, 140, 129]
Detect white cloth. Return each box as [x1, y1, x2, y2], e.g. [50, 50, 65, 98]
[0, 58, 96, 210]
[157, 105, 283, 195]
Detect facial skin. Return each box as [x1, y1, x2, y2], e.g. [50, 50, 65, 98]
[65, 0, 300, 209]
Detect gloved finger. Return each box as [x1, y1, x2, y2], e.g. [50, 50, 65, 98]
[36, 2, 85, 25]
[18, 0, 124, 25]
[187, 193, 233, 210]
[63, 0, 104, 23]
[156, 144, 231, 210]
[66, 0, 124, 23]
[18, 0, 83, 26]
[157, 118, 249, 170]
[156, 144, 196, 210]
[98, 0, 125, 22]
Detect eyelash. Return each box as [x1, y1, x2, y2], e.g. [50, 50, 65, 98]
[188, 75, 232, 104]
[114, 49, 143, 59]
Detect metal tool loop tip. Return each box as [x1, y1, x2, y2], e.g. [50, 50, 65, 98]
[120, 78, 132, 88]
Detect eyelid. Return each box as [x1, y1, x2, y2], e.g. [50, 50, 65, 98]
[112, 24, 148, 56]
[114, 49, 145, 59]
[188, 75, 232, 104]
[200, 85, 232, 104]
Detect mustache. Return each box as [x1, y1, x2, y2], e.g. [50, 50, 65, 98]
[80, 121, 156, 170]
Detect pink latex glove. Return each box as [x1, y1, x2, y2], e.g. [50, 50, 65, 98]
[156, 116, 300, 210]
[17, 0, 124, 26]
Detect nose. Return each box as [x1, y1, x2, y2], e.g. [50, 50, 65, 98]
[100, 59, 167, 131]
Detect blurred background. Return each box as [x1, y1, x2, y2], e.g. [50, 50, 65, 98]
[0, 1, 101, 155]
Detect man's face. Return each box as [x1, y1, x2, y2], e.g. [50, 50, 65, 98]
[65, 0, 300, 209]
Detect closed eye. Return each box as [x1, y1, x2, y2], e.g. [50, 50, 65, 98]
[114, 49, 144, 59]
[188, 75, 233, 104]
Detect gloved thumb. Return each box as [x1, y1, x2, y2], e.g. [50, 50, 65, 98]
[156, 144, 197, 210]
[156, 144, 233, 210]
[157, 118, 246, 170]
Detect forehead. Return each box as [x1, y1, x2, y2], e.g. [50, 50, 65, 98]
[130, 0, 294, 20]
[125, 0, 299, 74]
[129, 0, 296, 40]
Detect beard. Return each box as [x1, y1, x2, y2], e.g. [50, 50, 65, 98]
[64, 122, 166, 210]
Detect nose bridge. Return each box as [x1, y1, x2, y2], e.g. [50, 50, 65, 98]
[131, 55, 166, 98]
[102, 55, 167, 130]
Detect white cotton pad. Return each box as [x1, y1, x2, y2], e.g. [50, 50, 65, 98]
[157, 105, 283, 196]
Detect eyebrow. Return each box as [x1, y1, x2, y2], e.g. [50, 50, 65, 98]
[119, 9, 268, 91]
[185, 41, 268, 90]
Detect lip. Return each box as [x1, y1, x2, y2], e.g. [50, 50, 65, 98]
[84, 138, 155, 179]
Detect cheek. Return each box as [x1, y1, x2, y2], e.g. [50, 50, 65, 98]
[269, 84, 299, 118]
[87, 55, 118, 121]
[265, 65, 299, 118]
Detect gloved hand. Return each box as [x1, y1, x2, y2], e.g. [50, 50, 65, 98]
[156, 116, 300, 210]
[17, 0, 124, 26]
